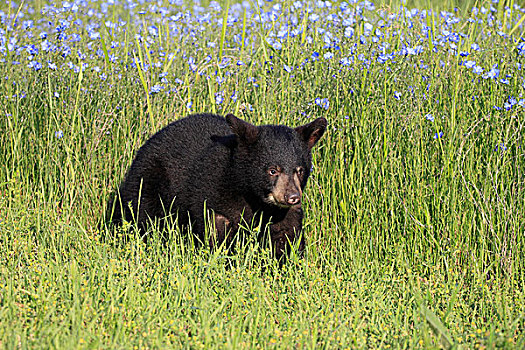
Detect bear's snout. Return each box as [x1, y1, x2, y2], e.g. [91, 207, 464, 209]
[268, 172, 303, 207]
[284, 192, 301, 205]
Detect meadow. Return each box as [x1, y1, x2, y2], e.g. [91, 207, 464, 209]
[1, 0, 524, 348]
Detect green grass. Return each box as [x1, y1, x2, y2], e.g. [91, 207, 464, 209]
[1, 0, 524, 348]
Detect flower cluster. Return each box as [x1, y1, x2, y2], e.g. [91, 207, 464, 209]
[0, 0, 524, 147]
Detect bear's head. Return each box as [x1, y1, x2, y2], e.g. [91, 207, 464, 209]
[225, 114, 327, 209]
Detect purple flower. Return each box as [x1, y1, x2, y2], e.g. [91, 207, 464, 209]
[55, 130, 64, 139]
[434, 131, 444, 139]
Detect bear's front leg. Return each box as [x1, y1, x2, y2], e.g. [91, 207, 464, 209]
[208, 212, 232, 249]
[269, 205, 305, 261]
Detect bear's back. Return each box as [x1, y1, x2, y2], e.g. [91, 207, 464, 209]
[117, 114, 232, 217]
[150, 113, 230, 156]
[130, 113, 230, 170]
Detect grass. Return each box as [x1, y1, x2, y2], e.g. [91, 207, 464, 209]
[1, 0, 524, 348]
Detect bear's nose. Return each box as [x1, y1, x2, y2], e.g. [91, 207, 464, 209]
[285, 193, 301, 205]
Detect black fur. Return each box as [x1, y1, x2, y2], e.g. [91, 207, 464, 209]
[108, 113, 327, 260]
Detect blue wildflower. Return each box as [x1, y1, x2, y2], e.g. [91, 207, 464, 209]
[150, 85, 164, 94]
[464, 60, 476, 69]
[70, 33, 81, 42]
[267, 38, 282, 50]
[28, 61, 42, 71]
[215, 92, 224, 105]
[494, 143, 507, 152]
[340, 57, 352, 66]
[41, 40, 53, 52]
[89, 31, 100, 40]
[434, 131, 444, 139]
[55, 130, 64, 139]
[483, 64, 499, 79]
[504, 97, 517, 111]
[277, 29, 288, 39]
[148, 26, 158, 37]
[315, 98, 329, 110]
[188, 57, 197, 72]
[309, 14, 320, 22]
[344, 27, 354, 38]
[218, 58, 230, 69]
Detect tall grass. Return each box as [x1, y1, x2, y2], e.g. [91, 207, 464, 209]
[1, 0, 524, 348]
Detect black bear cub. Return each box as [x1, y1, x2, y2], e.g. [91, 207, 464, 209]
[108, 113, 327, 260]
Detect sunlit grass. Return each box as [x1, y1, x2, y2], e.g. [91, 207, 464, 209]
[1, 0, 524, 348]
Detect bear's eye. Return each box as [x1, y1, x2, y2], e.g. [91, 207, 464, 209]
[268, 168, 279, 176]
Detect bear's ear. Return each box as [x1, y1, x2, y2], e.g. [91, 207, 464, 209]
[225, 114, 259, 145]
[295, 117, 327, 149]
